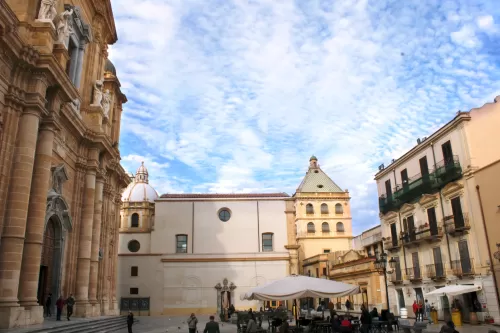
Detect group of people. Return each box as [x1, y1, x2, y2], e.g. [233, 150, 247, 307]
[412, 299, 432, 323]
[188, 313, 223, 333]
[44, 293, 75, 321]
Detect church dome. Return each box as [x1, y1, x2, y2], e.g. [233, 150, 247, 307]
[121, 162, 159, 203]
[104, 59, 117, 76]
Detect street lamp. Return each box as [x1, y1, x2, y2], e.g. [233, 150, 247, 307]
[374, 250, 397, 311]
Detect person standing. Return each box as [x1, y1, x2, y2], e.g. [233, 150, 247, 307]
[417, 299, 424, 321]
[425, 299, 432, 324]
[412, 300, 418, 320]
[55, 296, 64, 321]
[360, 305, 372, 333]
[45, 293, 52, 317]
[188, 313, 198, 333]
[127, 311, 134, 333]
[345, 299, 351, 314]
[66, 294, 75, 320]
[204, 316, 220, 333]
[246, 314, 258, 333]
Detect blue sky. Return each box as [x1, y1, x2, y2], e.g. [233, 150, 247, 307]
[109, 0, 500, 235]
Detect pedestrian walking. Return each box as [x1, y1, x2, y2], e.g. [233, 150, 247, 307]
[188, 313, 198, 333]
[127, 311, 134, 333]
[412, 300, 418, 320]
[425, 299, 432, 324]
[45, 293, 52, 317]
[204, 315, 220, 333]
[56, 296, 64, 321]
[66, 294, 75, 320]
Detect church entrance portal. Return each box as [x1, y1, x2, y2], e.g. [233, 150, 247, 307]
[38, 218, 62, 308]
[215, 278, 236, 319]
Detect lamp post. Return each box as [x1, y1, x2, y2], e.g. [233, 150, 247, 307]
[374, 250, 397, 311]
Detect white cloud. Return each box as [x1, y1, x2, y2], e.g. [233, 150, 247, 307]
[110, 0, 500, 233]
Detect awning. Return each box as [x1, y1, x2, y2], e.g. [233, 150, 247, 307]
[241, 275, 360, 301]
[425, 284, 482, 297]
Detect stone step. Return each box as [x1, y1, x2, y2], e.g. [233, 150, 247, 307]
[21, 316, 126, 333]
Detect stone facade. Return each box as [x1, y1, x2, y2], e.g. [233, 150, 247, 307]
[375, 97, 500, 323]
[0, 0, 129, 328]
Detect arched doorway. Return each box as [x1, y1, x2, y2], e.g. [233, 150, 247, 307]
[38, 218, 56, 306]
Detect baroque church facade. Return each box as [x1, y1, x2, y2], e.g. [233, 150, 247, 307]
[0, 0, 129, 328]
[118, 156, 353, 316]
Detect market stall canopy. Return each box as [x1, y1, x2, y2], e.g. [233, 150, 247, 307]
[425, 284, 482, 297]
[241, 275, 360, 301]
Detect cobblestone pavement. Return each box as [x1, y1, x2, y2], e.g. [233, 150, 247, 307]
[115, 315, 500, 333]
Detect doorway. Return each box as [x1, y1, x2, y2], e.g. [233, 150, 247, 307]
[38, 219, 56, 306]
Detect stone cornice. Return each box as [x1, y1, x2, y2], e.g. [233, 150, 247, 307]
[91, 0, 117, 44]
[0, 2, 26, 61]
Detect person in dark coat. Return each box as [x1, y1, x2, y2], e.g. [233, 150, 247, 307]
[127, 311, 134, 333]
[45, 293, 52, 317]
[204, 316, 221, 333]
[55, 296, 64, 321]
[65, 294, 75, 320]
[360, 306, 372, 333]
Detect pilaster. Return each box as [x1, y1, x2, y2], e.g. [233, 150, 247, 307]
[74, 148, 99, 317]
[18, 117, 57, 307]
[88, 170, 105, 311]
[0, 108, 42, 328]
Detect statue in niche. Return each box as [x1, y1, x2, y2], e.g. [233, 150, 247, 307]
[70, 98, 81, 113]
[38, 0, 58, 21]
[92, 80, 104, 106]
[54, 7, 74, 44]
[102, 89, 112, 117]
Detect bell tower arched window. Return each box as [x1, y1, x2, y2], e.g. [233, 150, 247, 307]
[131, 213, 139, 228]
[306, 204, 314, 214]
[335, 203, 343, 214]
[307, 222, 315, 233]
[336, 222, 345, 233]
[322, 222, 330, 233]
[321, 203, 329, 214]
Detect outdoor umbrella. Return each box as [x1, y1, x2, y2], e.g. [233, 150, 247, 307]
[241, 275, 360, 301]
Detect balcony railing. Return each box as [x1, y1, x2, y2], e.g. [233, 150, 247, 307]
[426, 263, 446, 280]
[405, 267, 422, 282]
[444, 213, 471, 236]
[389, 270, 403, 284]
[451, 258, 474, 277]
[378, 156, 462, 215]
[434, 155, 462, 187]
[401, 224, 444, 246]
[383, 239, 400, 252]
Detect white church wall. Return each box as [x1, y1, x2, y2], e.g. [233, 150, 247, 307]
[118, 233, 152, 254]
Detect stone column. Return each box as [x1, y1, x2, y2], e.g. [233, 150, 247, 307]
[0, 109, 41, 326]
[88, 173, 105, 314]
[74, 149, 99, 317]
[18, 119, 57, 307]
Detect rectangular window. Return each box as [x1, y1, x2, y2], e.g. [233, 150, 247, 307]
[441, 140, 453, 165]
[401, 169, 409, 187]
[262, 233, 273, 252]
[419, 156, 429, 176]
[130, 288, 139, 295]
[390, 223, 398, 246]
[131, 266, 138, 277]
[176, 235, 188, 253]
[407, 216, 416, 241]
[323, 249, 331, 254]
[385, 179, 392, 197]
[451, 197, 465, 228]
[427, 207, 438, 235]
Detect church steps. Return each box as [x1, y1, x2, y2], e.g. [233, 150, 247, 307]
[11, 316, 126, 333]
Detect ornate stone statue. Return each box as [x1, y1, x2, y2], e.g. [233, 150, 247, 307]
[92, 79, 104, 105]
[55, 7, 74, 44]
[102, 89, 111, 117]
[37, 0, 58, 21]
[70, 98, 80, 113]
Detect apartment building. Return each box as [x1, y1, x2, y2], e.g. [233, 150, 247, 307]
[375, 97, 500, 323]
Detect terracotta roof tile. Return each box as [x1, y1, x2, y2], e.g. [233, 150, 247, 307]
[159, 193, 290, 199]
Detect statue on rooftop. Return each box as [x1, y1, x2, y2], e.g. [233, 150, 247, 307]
[37, 0, 58, 21]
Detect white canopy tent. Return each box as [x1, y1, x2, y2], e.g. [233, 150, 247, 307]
[424, 284, 482, 297]
[241, 275, 360, 301]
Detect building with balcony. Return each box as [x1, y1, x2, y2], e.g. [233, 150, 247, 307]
[375, 97, 500, 323]
[295, 156, 353, 269]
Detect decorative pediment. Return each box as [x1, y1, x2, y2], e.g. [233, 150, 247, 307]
[442, 182, 464, 200]
[419, 194, 438, 210]
[341, 249, 366, 263]
[46, 195, 72, 232]
[400, 203, 415, 215]
[50, 164, 69, 196]
[381, 211, 398, 225]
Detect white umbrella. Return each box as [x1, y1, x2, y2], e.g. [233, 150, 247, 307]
[241, 275, 360, 301]
[425, 284, 482, 297]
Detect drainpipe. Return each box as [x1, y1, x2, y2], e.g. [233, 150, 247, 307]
[430, 143, 453, 266]
[476, 185, 500, 307]
[393, 169, 408, 271]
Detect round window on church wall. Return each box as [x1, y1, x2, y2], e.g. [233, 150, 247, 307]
[128, 240, 141, 253]
[218, 208, 231, 222]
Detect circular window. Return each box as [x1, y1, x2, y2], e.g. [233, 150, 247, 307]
[218, 208, 231, 222]
[314, 170, 319, 173]
[128, 240, 140, 253]
[317, 185, 324, 188]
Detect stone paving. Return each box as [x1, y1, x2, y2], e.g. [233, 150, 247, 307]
[115, 315, 500, 333]
[0, 316, 118, 333]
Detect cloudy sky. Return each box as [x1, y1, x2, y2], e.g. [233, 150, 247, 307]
[109, 0, 500, 234]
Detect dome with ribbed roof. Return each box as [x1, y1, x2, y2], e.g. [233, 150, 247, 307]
[121, 162, 159, 203]
[105, 59, 117, 76]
